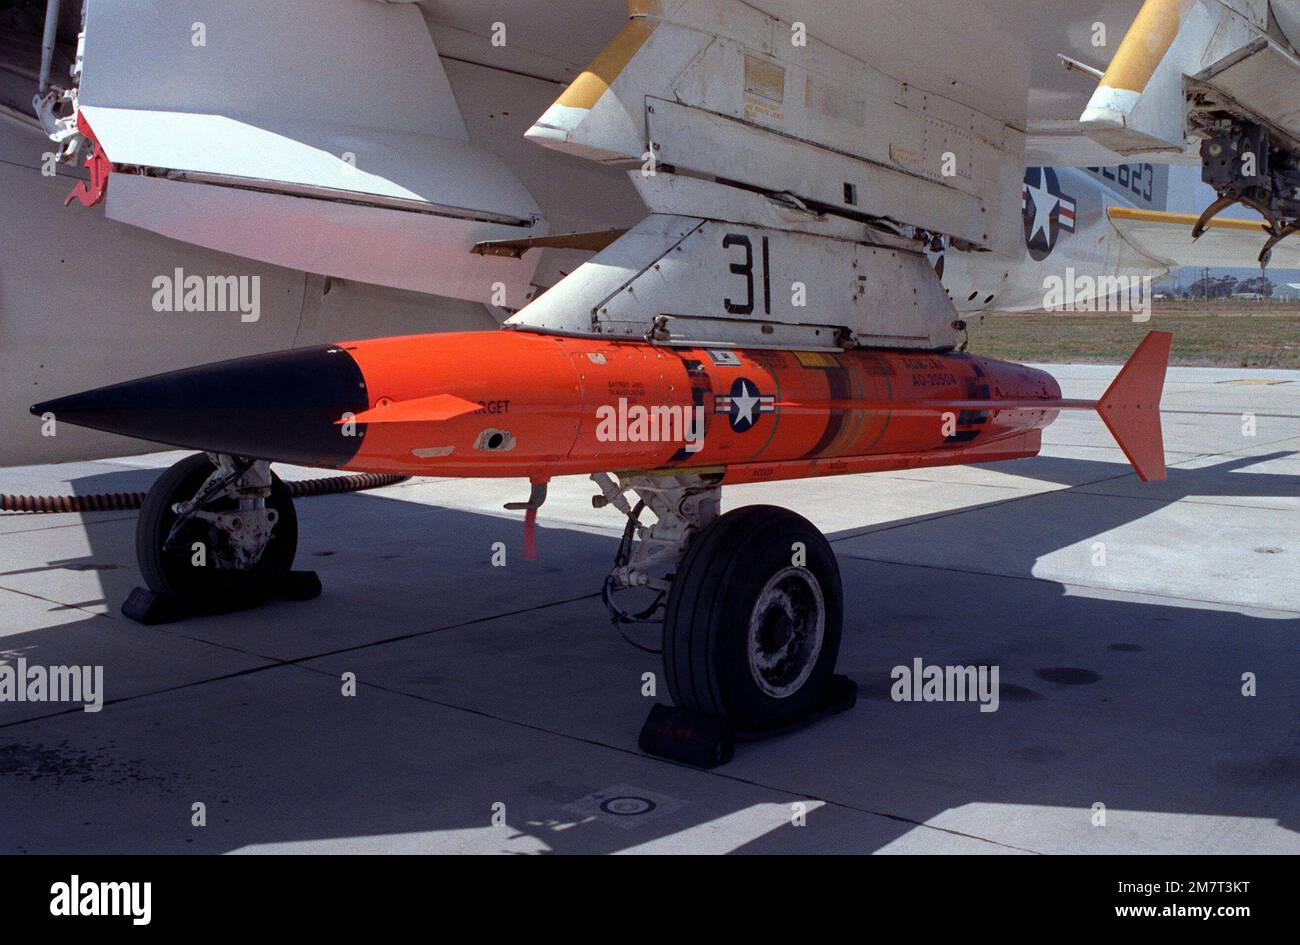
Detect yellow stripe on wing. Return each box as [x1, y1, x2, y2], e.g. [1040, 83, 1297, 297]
[1099, 0, 1196, 94]
[555, 19, 657, 111]
[1108, 206, 1269, 233]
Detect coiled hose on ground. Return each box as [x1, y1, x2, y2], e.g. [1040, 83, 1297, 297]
[0, 473, 409, 513]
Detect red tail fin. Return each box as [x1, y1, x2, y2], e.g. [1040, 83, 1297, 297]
[1096, 332, 1172, 482]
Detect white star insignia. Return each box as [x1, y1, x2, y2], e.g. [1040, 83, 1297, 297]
[1025, 180, 1060, 244]
[731, 381, 760, 426]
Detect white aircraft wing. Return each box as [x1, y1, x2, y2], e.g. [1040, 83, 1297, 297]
[512, 0, 1300, 255]
[44, 0, 1300, 281]
[1107, 207, 1300, 269]
[69, 0, 547, 305]
[721, 0, 1299, 164]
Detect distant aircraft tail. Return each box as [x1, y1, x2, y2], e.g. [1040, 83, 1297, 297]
[1095, 331, 1173, 482]
[1085, 163, 1171, 213]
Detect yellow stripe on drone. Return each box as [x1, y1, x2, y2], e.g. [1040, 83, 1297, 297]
[1098, 0, 1195, 93]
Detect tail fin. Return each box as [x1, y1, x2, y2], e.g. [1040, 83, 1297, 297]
[1096, 331, 1173, 482]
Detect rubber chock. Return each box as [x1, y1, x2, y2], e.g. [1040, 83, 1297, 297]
[119, 571, 323, 626]
[821, 674, 859, 718]
[120, 586, 188, 626]
[638, 703, 736, 769]
[639, 675, 859, 766]
[277, 570, 323, 602]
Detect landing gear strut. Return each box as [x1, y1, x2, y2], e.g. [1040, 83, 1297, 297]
[123, 453, 319, 624]
[1195, 120, 1300, 266]
[595, 474, 856, 765]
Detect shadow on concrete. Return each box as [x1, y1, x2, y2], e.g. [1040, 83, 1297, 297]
[0, 450, 1296, 853]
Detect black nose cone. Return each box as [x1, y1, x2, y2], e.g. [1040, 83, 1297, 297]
[32, 345, 370, 467]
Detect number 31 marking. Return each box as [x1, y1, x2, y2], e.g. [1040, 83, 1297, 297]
[723, 233, 772, 316]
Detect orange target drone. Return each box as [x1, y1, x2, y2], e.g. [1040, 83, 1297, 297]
[29, 0, 1213, 760]
[34, 312, 1173, 751]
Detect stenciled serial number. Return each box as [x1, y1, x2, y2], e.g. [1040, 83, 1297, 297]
[911, 372, 957, 388]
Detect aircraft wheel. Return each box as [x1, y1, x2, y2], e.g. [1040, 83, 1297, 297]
[663, 505, 842, 733]
[136, 453, 298, 609]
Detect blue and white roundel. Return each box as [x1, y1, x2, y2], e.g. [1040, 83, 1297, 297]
[715, 377, 776, 433]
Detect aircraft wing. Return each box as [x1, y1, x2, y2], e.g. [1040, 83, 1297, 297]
[706, 0, 1299, 166]
[517, 0, 1300, 257]
[53, 0, 549, 306]
[1107, 207, 1300, 269]
[39, 0, 1300, 271]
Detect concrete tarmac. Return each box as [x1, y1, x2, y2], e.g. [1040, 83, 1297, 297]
[1, 364, 1297, 853]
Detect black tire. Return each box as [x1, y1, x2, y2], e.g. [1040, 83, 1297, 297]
[663, 505, 842, 733]
[135, 453, 298, 609]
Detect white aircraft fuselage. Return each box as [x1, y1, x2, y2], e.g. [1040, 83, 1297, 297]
[938, 165, 1171, 316]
